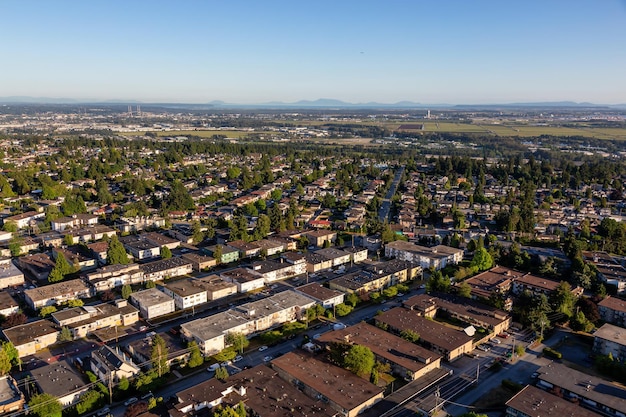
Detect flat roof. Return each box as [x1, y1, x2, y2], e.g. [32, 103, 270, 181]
[296, 282, 344, 302]
[537, 362, 626, 414]
[506, 385, 602, 417]
[514, 274, 561, 291]
[375, 307, 473, 352]
[464, 265, 517, 298]
[3, 319, 59, 347]
[29, 360, 88, 399]
[0, 376, 22, 406]
[138, 257, 192, 274]
[180, 310, 250, 342]
[0, 260, 23, 280]
[235, 290, 314, 319]
[164, 278, 207, 297]
[220, 267, 263, 283]
[385, 241, 463, 259]
[0, 291, 18, 309]
[594, 323, 626, 346]
[130, 288, 174, 307]
[317, 322, 439, 373]
[24, 279, 90, 302]
[271, 352, 384, 412]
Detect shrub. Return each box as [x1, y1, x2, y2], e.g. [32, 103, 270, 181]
[543, 347, 562, 359]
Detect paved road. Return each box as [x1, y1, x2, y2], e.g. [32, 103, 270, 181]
[379, 166, 404, 222]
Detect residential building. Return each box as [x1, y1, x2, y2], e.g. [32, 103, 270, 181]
[0, 376, 24, 414]
[303, 230, 337, 247]
[120, 235, 161, 261]
[0, 258, 24, 289]
[249, 259, 297, 283]
[271, 352, 384, 417]
[113, 215, 166, 233]
[598, 296, 626, 328]
[139, 257, 193, 282]
[204, 245, 239, 264]
[535, 362, 626, 417]
[143, 232, 180, 250]
[511, 275, 582, 298]
[51, 214, 98, 232]
[163, 278, 208, 310]
[220, 267, 264, 293]
[17, 253, 55, 282]
[3, 211, 44, 230]
[341, 246, 369, 263]
[180, 310, 251, 356]
[180, 252, 216, 272]
[85, 263, 144, 292]
[24, 279, 92, 309]
[63, 225, 116, 244]
[593, 323, 626, 362]
[90, 345, 140, 383]
[315, 248, 351, 267]
[51, 300, 139, 339]
[384, 241, 463, 270]
[304, 252, 333, 273]
[52, 247, 97, 271]
[130, 288, 175, 319]
[192, 275, 237, 301]
[317, 322, 442, 381]
[125, 332, 188, 369]
[463, 265, 517, 307]
[2, 319, 60, 357]
[505, 385, 602, 417]
[295, 283, 345, 309]
[226, 240, 261, 259]
[404, 293, 511, 336]
[29, 360, 89, 406]
[375, 307, 474, 361]
[0, 291, 19, 318]
[169, 364, 335, 417]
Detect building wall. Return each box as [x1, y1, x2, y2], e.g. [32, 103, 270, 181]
[144, 300, 175, 319]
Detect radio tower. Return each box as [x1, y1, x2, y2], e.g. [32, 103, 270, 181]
[128, 105, 133, 117]
[137, 105, 141, 117]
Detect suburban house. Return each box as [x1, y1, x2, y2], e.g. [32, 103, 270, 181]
[90, 345, 140, 383]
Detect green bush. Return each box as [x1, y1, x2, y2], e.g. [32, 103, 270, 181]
[543, 347, 562, 359]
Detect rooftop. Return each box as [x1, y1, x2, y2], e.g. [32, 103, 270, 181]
[598, 296, 626, 314]
[138, 257, 192, 275]
[29, 360, 88, 399]
[594, 323, 626, 345]
[24, 279, 90, 302]
[506, 385, 602, 417]
[3, 319, 59, 347]
[130, 288, 174, 307]
[295, 283, 344, 302]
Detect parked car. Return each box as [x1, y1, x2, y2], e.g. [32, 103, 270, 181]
[207, 363, 220, 372]
[221, 360, 232, 367]
[140, 392, 154, 400]
[258, 345, 268, 352]
[263, 355, 273, 362]
[233, 355, 243, 363]
[124, 398, 138, 406]
[97, 408, 110, 416]
[498, 332, 509, 339]
[492, 338, 501, 344]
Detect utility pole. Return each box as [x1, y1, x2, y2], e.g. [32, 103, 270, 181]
[108, 370, 113, 404]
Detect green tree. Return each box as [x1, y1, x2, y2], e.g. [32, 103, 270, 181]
[344, 345, 375, 377]
[457, 282, 472, 298]
[28, 393, 62, 417]
[400, 329, 420, 343]
[335, 303, 353, 317]
[550, 281, 575, 318]
[0, 348, 11, 375]
[226, 332, 249, 354]
[58, 326, 73, 342]
[107, 235, 130, 265]
[213, 347, 237, 363]
[187, 341, 204, 368]
[215, 366, 229, 381]
[65, 299, 84, 308]
[118, 376, 130, 391]
[121, 284, 132, 300]
[2, 221, 17, 233]
[161, 246, 172, 259]
[48, 252, 73, 283]
[345, 293, 360, 308]
[470, 247, 493, 272]
[191, 221, 204, 244]
[145, 280, 156, 289]
[151, 334, 169, 377]
[75, 389, 103, 415]
[1, 342, 20, 369]
[213, 244, 223, 264]
[39, 305, 57, 318]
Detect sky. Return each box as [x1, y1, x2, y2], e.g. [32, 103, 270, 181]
[1, 0, 626, 104]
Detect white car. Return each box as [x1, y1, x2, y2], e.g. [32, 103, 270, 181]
[124, 398, 138, 406]
[258, 345, 268, 352]
[263, 355, 273, 362]
[492, 338, 501, 344]
[207, 363, 220, 372]
[233, 355, 243, 363]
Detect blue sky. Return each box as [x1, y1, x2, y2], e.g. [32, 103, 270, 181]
[2, 1, 626, 104]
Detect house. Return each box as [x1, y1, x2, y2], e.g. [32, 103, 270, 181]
[85, 263, 144, 292]
[139, 257, 193, 282]
[511, 275, 582, 298]
[315, 247, 351, 267]
[2, 211, 44, 230]
[163, 278, 208, 310]
[52, 214, 98, 232]
[506, 385, 602, 417]
[51, 300, 139, 339]
[52, 247, 97, 272]
[180, 310, 251, 356]
[463, 265, 517, 307]
[598, 296, 626, 328]
[87, 241, 109, 265]
[0, 258, 24, 289]
[0, 291, 19, 318]
[317, 322, 442, 381]
[0, 376, 24, 414]
[535, 362, 626, 417]
[35, 231, 64, 248]
[29, 360, 89, 406]
[24, 279, 92, 309]
[90, 345, 140, 383]
[341, 246, 369, 263]
[191, 275, 237, 301]
[281, 251, 307, 275]
[329, 260, 420, 295]
[271, 352, 384, 417]
[304, 252, 333, 273]
[249, 259, 297, 283]
[254, 239, 285, 256]
[143, 232, 181, 250]
[169, 364, 335, 417]
[384, 241, 463, 270]
[375, 307, 474, 361]
[220, 267, 264, 293]
[2, 319, 60, 357]
[63, 225, 116, 244]
[295, 283, 345, 309]
[593, 323, 626, 362]
[113, 216, 166, 233]
[129, 288, 175, 319]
